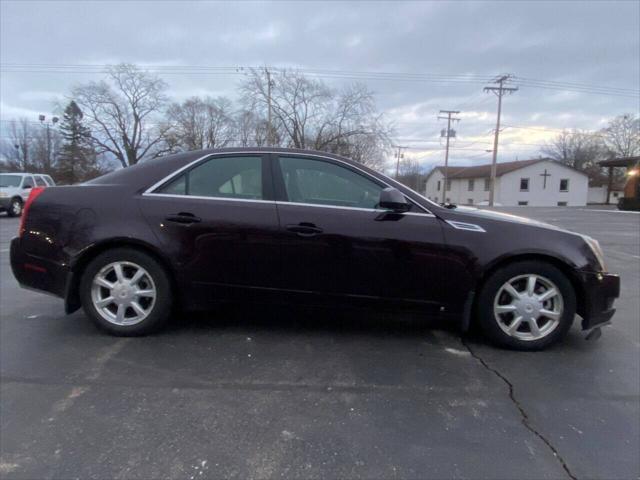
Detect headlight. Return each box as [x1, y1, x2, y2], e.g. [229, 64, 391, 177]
[0, 192, 7, 198]
[582, 235, 606, 272]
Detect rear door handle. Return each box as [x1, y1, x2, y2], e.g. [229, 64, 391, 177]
[285, 223, 323, 237]
[165, 212, 202, 225]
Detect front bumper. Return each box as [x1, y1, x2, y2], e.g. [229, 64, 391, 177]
[10, 237, 70, 299]
[579, 271, 620, 330]
[0, 197, 12, 211]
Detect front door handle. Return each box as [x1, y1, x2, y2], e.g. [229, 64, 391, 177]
[285, 222, 323, 237]
[165, 212, 202, 225]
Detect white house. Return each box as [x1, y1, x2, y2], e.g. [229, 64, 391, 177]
[587, 175, 624, 204]
[424, 158, 589, 207]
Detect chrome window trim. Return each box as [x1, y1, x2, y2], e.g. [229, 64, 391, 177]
[445, 220, 486, 232]
[141, 192, 276, 205]
[143, 150, 434, 215]
[277, 201, 435, 216]
[141, 192, 435, 217]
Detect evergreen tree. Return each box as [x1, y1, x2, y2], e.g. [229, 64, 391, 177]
[57, 101, 97, 184]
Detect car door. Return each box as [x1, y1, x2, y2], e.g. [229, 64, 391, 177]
[272, 154, 459, 313]
[139, 153, 280, 307]
[20, 176, 34, 201]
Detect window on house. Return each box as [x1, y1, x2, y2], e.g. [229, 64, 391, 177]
[446, 197, 451, 203]
[468, 179, 474, 191]
[484, 178, 490, 191]
[557, 201, 568, 206]
[613, 192, 619, 198]
[520, 178, 529, 191]
[446, 179, 452, 191]
[518, 201, 528, 206]
[437, 180, 441, 191]
[467, 198, 474, 205]
[560, 179, 569, 192]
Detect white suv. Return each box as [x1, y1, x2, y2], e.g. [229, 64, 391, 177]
[0, 173, 56, 217]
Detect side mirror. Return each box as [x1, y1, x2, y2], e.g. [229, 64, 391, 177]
[379, 187, 410, 212]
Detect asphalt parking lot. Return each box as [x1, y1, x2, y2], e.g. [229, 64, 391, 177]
[1, 207, 638, 479]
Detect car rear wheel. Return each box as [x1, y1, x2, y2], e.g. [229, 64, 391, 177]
[477, 261, 576, 350]
[80, 248, 172, 335]
[7, 198, 22, 217]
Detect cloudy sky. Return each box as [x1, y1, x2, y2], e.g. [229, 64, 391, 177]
[1, 0, 638, 169]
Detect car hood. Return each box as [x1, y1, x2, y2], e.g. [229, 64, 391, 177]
[450, 206, 567, 232]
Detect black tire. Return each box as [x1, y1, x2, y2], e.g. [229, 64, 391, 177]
[476, 260, 576, 351]
[80, 247, 172, 336]
[7, 197, 22, 217]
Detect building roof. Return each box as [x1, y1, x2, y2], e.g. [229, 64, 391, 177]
[432, 159, 549, 180]
[599, 156, 640, 168]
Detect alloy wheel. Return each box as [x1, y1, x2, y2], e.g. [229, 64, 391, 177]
[90, 261, 157, 326]
[11, 200, 22, 216]
[493, 274, 564, 341]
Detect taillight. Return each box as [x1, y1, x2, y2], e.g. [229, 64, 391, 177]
[19, 187, 45, 237]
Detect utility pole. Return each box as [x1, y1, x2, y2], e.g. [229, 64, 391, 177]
[484, 75, 518, 206]
[438, 110, 460, 204]
[265, 67, 274, 146]
[394, 145, 409, 178]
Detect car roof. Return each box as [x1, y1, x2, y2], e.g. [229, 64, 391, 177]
[87, 148, 369, 187]
[85, 147, 442, 212]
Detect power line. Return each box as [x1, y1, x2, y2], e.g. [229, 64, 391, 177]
[1, 63, 637, 97]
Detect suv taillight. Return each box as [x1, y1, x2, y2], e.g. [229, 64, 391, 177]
[19, 187, 45, 237]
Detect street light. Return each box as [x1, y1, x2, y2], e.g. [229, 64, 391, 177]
[38, 114, 59, 172]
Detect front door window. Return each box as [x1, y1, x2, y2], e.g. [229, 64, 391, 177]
[278, 156, 383, 209]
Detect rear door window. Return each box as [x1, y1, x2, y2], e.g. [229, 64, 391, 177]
[157, 156, 263, 200]
[35, 176, 47, 187]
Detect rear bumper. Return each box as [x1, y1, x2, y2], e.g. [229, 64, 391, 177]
[579, 271, 620, 330]
[10, 237, 70, 299]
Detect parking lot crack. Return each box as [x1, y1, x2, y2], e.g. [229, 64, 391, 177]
[461, 338, 578, 480]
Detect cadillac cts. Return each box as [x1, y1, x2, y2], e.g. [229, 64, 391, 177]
[10, 148, 620, 349]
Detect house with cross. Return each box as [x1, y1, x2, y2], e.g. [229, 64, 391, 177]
[424, 158, 589, 206]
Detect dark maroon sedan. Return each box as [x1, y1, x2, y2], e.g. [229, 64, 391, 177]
[10, 148, 619, 349]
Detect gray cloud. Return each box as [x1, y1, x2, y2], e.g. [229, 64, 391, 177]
[1, 0, 638, 167]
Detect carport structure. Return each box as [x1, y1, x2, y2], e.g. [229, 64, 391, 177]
[599, 156, 640, 209]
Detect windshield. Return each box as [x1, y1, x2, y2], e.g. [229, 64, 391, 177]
[0, 174, 22, 188]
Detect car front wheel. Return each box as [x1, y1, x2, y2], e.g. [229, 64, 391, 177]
[80, 248, 172, 335]
[477, 261, 576, 350]
[7, 198, 22, 217]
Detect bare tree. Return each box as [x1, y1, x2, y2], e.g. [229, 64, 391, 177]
[166, 96, 235, 151]
[601, 114, 639, 158]
[542, 129, 607, 172]
[0, 119, 32, 171]
[241, 69, 391, 167]
[0, 118, 60, 173]
[235, 109, 270, 147]
[72, 64, 170, 167]
[396, 156, 423, 190]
